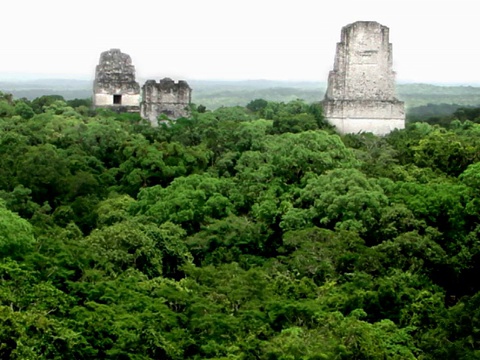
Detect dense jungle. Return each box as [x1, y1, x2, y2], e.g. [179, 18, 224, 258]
[1, 91, 480, 359]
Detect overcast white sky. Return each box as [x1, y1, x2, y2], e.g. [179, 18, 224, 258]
[1, 0, 479, 84]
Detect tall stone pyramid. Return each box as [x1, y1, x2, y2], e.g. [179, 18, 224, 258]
[93, 49, 140, 112]
[323, 21, 405, 135]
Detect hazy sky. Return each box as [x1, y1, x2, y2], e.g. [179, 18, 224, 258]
[2, 0, 479, 83]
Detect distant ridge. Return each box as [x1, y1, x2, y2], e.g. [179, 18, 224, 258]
[2, 78, 480, 110]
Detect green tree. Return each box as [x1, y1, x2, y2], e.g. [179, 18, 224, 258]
[282, 168, 389, 239]
[133, 174, 240, 233]
[16, 143, 70, 204]
[0, 200, 35, 259]
[413, 127, 479, 176]
[84, 220, 163, 278]
[246, 98, 268, 113]
[14, 101, 35, 119]
[31, 95, 65, 114]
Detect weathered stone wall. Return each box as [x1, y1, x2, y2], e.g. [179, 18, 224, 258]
[93, 49, 140, 112]
[93, 93, 140, 107]
[140, 78, 192, 126]
[323, 21, 405, 135]
[323, 99, 405, 134]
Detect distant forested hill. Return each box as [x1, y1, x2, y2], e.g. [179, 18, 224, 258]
[2, 78, 480, 111]
[189, 80, 326, 109]
[397, 83, 480, 108]
[0, 79, 326, 107]
[0, 79, 93, 100]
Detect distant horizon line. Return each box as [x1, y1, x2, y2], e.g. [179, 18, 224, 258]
[1, 74, 480, 87]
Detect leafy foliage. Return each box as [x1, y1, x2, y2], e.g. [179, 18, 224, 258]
[1, 92, 480, 358]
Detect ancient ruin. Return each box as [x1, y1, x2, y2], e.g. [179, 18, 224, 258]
[93, 49, 141, 112]
[140, 78, 192, 126]
[92, 49, 192, 125]
[323, 21, 405, 135]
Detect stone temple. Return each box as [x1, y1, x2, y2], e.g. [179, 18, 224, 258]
[140, 78, 192, 126]
[92, 49, 191, 125]
[323, 21, 405, 135]
[93, 49, 141, 112]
